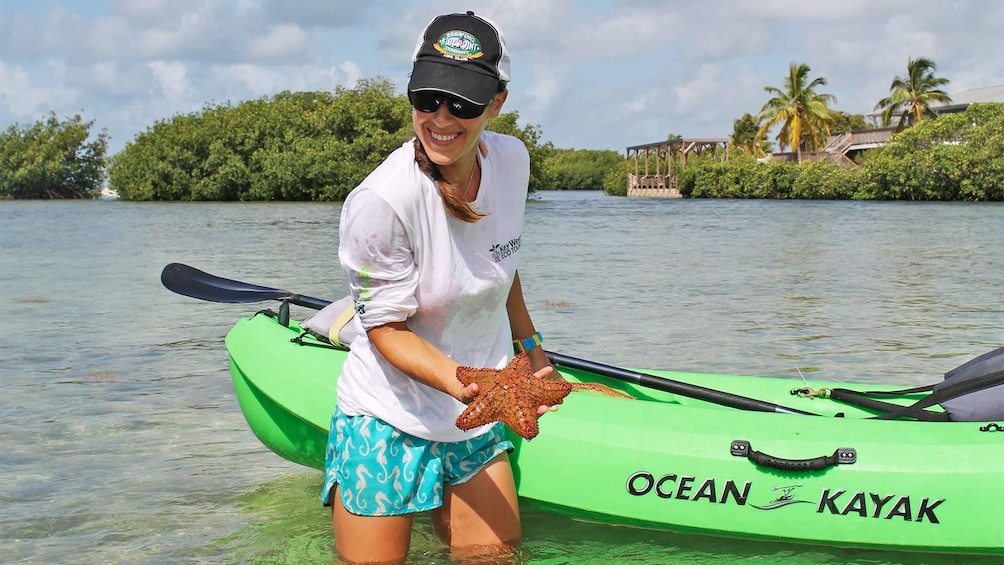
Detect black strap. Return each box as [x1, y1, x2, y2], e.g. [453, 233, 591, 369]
[828, 388, 950, 421]
[846, 383, 934, 397]
[878, 369, 1004, 421]
[835, 346, 1004, 400]
[827, 368, 1004, 422]
[290, 330, 348, 351]
[884, 368, 1004, 420]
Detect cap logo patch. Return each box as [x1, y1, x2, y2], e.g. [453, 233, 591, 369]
[434, 30, 484, 61]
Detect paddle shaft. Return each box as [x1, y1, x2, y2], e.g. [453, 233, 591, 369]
[546, 352, 817, 416]
[162, 262, 818, 416]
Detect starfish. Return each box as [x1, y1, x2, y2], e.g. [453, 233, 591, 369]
[455, 352, 633, 440]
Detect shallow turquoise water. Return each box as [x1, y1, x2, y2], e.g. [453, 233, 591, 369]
[1, 193, 1001, 563]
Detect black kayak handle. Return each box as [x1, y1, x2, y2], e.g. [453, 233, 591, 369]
[731, 440, 856, 472]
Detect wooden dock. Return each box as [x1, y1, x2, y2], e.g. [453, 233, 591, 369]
[626, 138, 728, 197]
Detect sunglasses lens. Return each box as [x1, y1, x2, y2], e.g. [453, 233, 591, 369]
[410, 91, 487, 119]
[447, 98, 486, 119]
[409, 91, 441, 113]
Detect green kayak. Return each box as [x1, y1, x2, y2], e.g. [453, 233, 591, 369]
[225, 311, 1002, 555]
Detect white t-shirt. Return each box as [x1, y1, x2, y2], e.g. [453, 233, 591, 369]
[336, 131, 530, 442]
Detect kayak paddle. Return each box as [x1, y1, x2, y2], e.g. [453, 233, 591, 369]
[160, 262, 819, 416]
[545, 352, 816, 415]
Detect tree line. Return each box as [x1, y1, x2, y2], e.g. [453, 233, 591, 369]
[1, 56, 1000, 201]
[674, 103, 1003, 201]
[1, 77, 616, 200]
[611, 101, 1002, 201]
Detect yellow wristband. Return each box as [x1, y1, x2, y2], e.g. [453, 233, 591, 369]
[513, 332, 543, 353]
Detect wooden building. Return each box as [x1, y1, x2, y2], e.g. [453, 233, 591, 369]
[625, 138, 728, 197]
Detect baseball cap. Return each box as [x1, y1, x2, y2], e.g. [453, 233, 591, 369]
[408, 11, 510, 106]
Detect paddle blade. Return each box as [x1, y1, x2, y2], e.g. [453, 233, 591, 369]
[161, 263, 293, 304]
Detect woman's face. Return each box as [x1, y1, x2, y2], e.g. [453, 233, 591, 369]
[412, 90, 507, 170]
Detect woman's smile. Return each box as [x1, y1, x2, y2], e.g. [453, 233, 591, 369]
[428, 129, 463, 144]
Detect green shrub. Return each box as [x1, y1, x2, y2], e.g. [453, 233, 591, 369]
[859, 103, 1004, 201]
[0, 113, 108, 199]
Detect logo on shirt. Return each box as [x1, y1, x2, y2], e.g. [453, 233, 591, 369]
[490, 235, 521, 262]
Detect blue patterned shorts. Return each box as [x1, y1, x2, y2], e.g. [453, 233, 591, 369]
[321, 408, 514, 516]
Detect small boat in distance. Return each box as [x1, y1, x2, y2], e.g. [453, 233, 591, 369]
[99, 187, 119, 200]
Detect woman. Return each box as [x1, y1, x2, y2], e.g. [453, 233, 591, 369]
[323, 11, 557, 563]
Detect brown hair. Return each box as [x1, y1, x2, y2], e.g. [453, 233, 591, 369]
[413, 138, 485, 223]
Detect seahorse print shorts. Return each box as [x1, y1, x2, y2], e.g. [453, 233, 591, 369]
[321, 407, 514, 516]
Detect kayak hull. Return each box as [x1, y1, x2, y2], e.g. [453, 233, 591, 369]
[225, 313, 1003, 555]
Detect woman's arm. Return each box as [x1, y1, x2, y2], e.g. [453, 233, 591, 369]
[506, 271, 553, 374]
[367, 323, 479, 404]
[507, 271, 561, 415]
[367, 271, 557, 411]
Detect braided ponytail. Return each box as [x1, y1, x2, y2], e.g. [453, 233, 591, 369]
[413, 138, 485, 223]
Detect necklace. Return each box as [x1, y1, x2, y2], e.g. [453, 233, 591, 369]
[460, 158, 479, 201]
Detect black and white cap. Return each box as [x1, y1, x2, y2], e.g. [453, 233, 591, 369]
[408, 11, 511, 105]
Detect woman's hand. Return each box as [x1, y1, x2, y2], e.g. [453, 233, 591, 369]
[456, 381, 479, 404]
[533, 364, 563, 416]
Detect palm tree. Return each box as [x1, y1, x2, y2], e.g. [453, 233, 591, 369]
[757, 63, 836, 161]
[730, 113, 769, 157]
[875, 56, 952, 131]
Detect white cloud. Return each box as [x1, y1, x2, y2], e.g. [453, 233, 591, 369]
[524, 63, 562, 109]
[90, 62, 122, 92]
[210, 61, 357, 99]
[235, 0, 265, 18]
[0, 61, 78, 118]
[338, 61, 362, 88]
[137, 14, 209, 59]
[213, 63, 284, 95]
[85, 16, 134, 61]
[148, 61, 190, 103]
[736, 0, 913, 21]
[246, 24, 311, 60]
[673, 65, 722, 115]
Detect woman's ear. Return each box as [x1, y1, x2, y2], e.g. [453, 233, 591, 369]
[487, 90, 508, 118]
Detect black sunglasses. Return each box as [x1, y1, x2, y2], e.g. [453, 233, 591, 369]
[409, 90, 489, 119]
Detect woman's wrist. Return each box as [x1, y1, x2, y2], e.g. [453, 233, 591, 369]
[526, 346, 553, 375]
[512, 331, 542, 353]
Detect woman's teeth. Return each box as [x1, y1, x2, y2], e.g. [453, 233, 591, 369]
[430, 131, 459, 142]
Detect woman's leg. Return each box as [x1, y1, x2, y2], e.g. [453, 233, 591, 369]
[430, 453, 521, 555]
[332, 484, 415, 564]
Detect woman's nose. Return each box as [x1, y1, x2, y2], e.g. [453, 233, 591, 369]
[432, 103, 453, 121]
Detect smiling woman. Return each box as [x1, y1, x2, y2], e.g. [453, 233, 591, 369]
[322, 10, 557, 564]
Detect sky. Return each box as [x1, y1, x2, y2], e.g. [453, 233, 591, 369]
[1, 0, 1002, 155]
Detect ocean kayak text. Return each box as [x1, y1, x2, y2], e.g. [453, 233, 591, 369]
[625, 472, 945, 523]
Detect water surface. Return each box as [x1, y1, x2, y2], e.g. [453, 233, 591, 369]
[1, 192, 1000, 563]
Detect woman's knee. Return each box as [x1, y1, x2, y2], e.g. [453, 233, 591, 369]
[434, 456, 521, 548]
[332, 486, 414, 564]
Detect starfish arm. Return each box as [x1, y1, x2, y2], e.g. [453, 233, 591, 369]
[570, 382, 635, 399]
[456, 366, 504, 387]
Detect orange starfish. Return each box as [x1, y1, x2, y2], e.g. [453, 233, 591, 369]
[455, 352, 633, 440]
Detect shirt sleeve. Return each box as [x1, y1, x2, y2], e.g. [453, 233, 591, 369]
[338, 188, 418, 330]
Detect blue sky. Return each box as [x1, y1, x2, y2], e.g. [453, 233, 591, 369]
[1, 0, 1001, 155]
